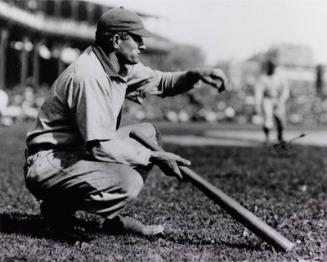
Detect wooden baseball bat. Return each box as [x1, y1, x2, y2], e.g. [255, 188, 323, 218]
[130, 130, 295, 252]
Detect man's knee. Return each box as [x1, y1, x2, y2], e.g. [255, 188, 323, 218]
[81, 166, 144, 218]
[120, 168, 144, 200]
[263, 119, 273, 129]
[92, 164, 144, 200]
[127, 175, 143, 199]
[135, 122, 162, 146]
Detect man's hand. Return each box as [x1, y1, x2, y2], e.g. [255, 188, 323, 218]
[150, 151, 191, 180]
[192, 68, 228, 93]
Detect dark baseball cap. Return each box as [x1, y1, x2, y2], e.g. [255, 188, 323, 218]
[97, 7, 153, 37]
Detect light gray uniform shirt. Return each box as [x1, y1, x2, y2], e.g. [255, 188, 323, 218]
[26, 47, 197, 167]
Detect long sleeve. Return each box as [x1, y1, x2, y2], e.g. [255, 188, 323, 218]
[126, 63, 200, 103]
[90, 139, 151, 167]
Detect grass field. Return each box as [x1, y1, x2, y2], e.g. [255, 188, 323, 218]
[0, 122, 326, 261]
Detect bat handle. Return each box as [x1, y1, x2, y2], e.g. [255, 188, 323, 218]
[130, 129, 183, 180]
[130, 130, 164, 152]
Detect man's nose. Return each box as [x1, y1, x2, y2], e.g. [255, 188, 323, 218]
[138, 39, 146, 50]
[139, 43, 146, 50]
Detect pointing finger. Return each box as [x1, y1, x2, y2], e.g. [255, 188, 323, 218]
[168, 161, 183, 180]
[175, 156, 191, 166]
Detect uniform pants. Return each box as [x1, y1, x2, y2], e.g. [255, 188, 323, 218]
[24, 123, 159, 220]
[262, 98, 286, 133]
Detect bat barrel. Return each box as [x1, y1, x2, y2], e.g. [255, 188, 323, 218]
[130, 130, 295, 252]
[180, 166, 295, 251]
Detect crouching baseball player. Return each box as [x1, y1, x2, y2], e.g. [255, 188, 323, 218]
[24, 7, 228, 239]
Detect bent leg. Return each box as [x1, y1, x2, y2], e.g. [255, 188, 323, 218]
[41, 157, 163, 236]
[25, 151, 144, 220]
[274, 106, 286, 142]
[274, 115, 284, 142]
[78, 161, 144, 219]
[262, 99, 274, 143]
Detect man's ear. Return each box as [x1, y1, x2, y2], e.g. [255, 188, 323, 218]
[112, 34, 120, 49]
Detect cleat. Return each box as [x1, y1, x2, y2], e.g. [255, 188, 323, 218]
[103, 216, 164, 236]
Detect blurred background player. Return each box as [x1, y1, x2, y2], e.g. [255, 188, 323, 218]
[255, 60, 290, 144]
[0, 88, 14, 126]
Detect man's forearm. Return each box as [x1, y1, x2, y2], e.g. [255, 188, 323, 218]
[157, 67, 227, 97]
[185, 70, 203, 83]
[90, 139, 152, 167]
[160, 71, 201, 97]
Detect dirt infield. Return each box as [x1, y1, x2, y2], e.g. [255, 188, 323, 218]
[156, 122, 327, 147]
[0, 123, 326, 261]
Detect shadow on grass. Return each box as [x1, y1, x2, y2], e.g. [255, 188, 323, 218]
[0, 212, 43, 236]
[146, 232, 262, 251]
[0, 212, 96, 243]
[0, 212, 274, 252]
[219, 241, 263, 251]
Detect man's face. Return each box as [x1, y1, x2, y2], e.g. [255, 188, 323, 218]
[116, 33, 145, 65]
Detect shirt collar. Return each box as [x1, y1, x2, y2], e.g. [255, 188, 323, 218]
[92, 45, 128, 79]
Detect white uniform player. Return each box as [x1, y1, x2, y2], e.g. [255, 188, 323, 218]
[255, 60, 290, 143]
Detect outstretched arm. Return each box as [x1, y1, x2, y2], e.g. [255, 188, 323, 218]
[126, 63, 229, 101]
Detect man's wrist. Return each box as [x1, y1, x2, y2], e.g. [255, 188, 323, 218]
[149, 151, 158, 162]
[186, 70, 201, 83]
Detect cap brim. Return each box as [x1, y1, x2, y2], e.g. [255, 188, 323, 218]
[130, 28, 154, 38]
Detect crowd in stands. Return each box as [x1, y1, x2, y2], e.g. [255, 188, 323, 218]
[123, 79, 327, 127]
[0, 80, 326, 127]
[0, 85, 46, 126]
